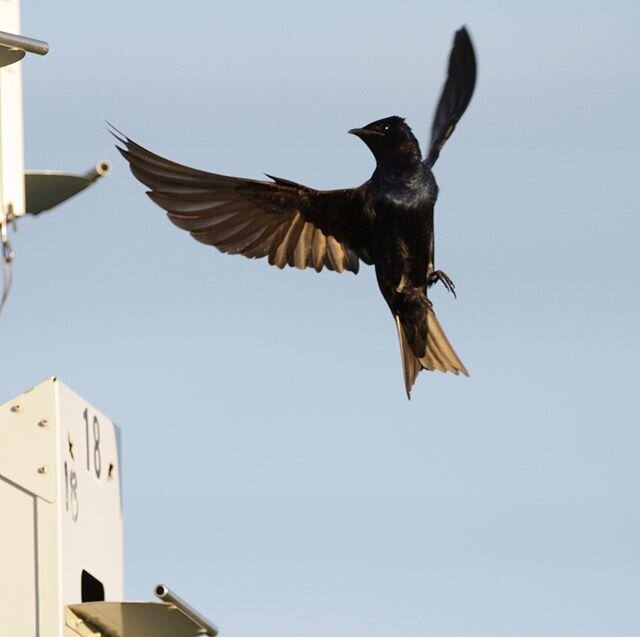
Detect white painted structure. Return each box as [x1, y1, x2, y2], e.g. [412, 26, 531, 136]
[0, 378, 123, 635]
[0, 0, 26, 220]
[0, 379, 219, 636]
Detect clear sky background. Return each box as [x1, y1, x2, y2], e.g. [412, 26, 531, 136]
[4, 1, 639, 635]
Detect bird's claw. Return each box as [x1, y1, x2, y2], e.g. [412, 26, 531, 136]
[428, 270, 456, 297]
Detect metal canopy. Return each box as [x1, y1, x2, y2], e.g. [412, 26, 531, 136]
[67, 600, 218, 637]
[66, 583, 219, 637]
[67, 603, 206, 637]
[24, 162, 111, 215]
[0, 47, 24, 68]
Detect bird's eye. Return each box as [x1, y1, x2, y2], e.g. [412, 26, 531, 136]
[383, 124, 390, 132]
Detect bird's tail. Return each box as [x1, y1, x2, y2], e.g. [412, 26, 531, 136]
[394, 294, 468, 398]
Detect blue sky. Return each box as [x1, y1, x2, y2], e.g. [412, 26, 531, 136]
[4, 1, 640, 635]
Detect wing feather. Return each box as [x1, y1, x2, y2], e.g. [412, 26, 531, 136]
[114, 129, 374, 274]
[311, 229, 327, 272]
[425, 27, 477, 168]
[292, 221, 314, 269]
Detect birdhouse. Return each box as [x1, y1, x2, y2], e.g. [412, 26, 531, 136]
[0, 378, 219, 637]
[0, 378, 123, 635]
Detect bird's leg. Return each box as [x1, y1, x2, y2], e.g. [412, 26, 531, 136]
[428, 270, 456, 297]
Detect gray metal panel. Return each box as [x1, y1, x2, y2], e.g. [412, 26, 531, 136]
[67, 602, 208, 637]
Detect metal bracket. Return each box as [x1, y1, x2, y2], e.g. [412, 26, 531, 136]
[154, 585, 219, 636]
[0, 30, 48, 68]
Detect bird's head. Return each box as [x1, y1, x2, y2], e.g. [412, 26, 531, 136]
[348, 116, 421, 167]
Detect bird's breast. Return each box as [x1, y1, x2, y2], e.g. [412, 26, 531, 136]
[372, 168, 437, 207]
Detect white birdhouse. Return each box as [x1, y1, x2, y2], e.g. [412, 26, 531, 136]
[0, 379, 219, 637]
[0, 378, 124, 636]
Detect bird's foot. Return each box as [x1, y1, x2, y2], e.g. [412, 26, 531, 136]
[428, 270, 456, 297]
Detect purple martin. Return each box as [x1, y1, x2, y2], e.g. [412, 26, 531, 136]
[114, 27, 476, 397]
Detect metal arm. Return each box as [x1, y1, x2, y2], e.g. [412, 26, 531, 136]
[0, 30, 48, 56]
[154, 584, 219, 636]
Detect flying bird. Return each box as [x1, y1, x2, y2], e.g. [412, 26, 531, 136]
[114, 27, 476, 398]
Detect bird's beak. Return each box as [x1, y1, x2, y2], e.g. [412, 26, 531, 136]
[348, 127, 383, 138]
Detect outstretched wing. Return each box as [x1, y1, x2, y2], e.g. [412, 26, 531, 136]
[424, 27, 477, 168]
[113, 130, 374, 273]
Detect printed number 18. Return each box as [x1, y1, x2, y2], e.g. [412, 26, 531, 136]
[83, 407, 102, 479]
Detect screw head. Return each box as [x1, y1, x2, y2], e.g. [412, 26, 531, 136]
[38, 419, 48, 428]
[37, 466, 48, 474]
[10, 404, 21, 413]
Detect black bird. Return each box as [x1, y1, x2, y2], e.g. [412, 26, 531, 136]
[114, 27, 476, 398]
